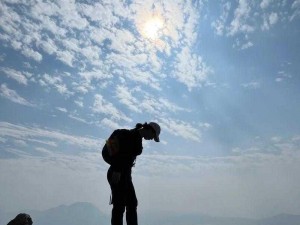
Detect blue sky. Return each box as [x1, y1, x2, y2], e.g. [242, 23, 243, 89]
[1, 0, 300, 219]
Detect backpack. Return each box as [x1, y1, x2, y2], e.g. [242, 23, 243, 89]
[102, 132, 120, 165]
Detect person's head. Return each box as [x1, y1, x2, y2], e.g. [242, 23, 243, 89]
[135, 122, 161, 142]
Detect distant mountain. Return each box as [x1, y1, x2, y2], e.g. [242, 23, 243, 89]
[33, 202, 109, 225]
[0, 202, 109, 225]
[139, 211, 300, 225]
[257, 213, 300, 225]
[140, 211, 255, 225]
[1, 202, 300, 225]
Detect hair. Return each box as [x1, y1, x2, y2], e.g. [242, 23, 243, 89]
[135, 122, 153, 131]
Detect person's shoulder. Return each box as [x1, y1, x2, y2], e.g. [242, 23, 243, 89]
[112, 128, 130, 136]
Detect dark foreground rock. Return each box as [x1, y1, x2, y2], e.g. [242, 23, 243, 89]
[7, 213, 33, 225]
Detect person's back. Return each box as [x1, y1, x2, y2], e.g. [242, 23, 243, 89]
[111, 128, 143, 170]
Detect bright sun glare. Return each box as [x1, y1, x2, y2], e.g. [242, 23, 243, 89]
[142, 17, 163, 40]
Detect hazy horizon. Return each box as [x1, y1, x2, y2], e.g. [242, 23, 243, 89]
[1, 0, 300, 220]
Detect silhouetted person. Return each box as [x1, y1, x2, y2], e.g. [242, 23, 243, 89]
[102, 122, 161, 225]
[7, 213, 32, 225]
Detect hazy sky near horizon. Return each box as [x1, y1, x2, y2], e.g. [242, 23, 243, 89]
[1, 0, 300, 219]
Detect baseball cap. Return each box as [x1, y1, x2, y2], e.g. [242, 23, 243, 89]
[149, 122, 161, 142]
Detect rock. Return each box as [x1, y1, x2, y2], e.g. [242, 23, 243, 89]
[7, 213, 33, 225]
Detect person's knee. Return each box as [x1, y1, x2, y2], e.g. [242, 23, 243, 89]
[113, 204, 126, 214]
[126, 205, 137, 214]
[126, 198, 138, 211]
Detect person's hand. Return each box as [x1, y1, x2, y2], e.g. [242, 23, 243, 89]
[111, 172, 121, 184]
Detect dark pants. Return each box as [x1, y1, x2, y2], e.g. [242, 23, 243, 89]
[107, 167, 138, 225]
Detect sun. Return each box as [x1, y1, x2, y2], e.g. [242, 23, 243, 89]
[142, 17, 164, 40]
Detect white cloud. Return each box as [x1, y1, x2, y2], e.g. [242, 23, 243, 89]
[100, 118, 122, 130]
[115, 85, 189, 118]
[260, 0, 273, 9]
[269, 12, 278, 25]
[72, 81, 91, 94]
[0, 0, 212, 91]
[241, 81, 261, 89]
[228, 0, 254, 36]
[78, 2, 119, 26]
[68, 114, 89, 124]
[211, 2, 231, 36]
[0, 121, 103, 150]
[79, 70, 112, 83]
[290, 0, 300, 21]
[21, 46, 43, 62]
[292, 135, 300, 142]
[212, 1, 284, 47]
[38, 38, 58, 55]
[115, 85, 141, 113]
[240, 41, 254, 50]
[275, 70, 292, 82]
[56, 107, 68, 113]
[0, 83, 34, 107]
[27, 138, 57, 147]
[92, 94, 131, 122]
[158, 98, 188, 113]
[174, 47, 211, 90]
[0, 53, 6, 61]
[34, 146, 53, 155]
[199, 122, 212, 129]
[56, 50, 74, 67]
[271, 136, 282, 142]
[0, 137, 7, 143]
[41, 73, 73, 96]
[159, 118, 202, 142]
[262, 12, 279, 30]
[1, 67, 28, 85]
[14, 139, 28, 147]
[74, 100, 83, 108]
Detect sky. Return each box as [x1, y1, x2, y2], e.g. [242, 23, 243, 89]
[0, 0, 300, 219]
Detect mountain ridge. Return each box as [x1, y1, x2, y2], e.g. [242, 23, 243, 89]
[1, 202, 300, 225]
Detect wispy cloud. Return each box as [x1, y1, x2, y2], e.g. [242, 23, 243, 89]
[159, 118, 202, 142]
[1, 67, 28, 85]
[262, 12, 279, 30]
[174, 47, 212, 90]
[290, 0, 300, 21]
[92, 94, 131, 123]
[0, 53, 5, 61]
[241, 81, 261, 89]
[56, 107, 68, 113]
[211, 1, 294, 49]
[228, 0, 254, 36]
[211, 2, 231, 36]
[275, 70, 292, 82]
[40, 73, 73, 96]
[0, 83, 35, 107]
[260, 0, 273, 9]
[0, 121, 103, 151]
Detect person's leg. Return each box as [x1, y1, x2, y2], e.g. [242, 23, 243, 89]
[111, 203, 125, 225]
[108, 168, 126, 225]
[126, 179, 138, 225]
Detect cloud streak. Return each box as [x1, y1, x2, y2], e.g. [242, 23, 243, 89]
[0, 84, 35, 107]
[0, 121, 103, 151]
